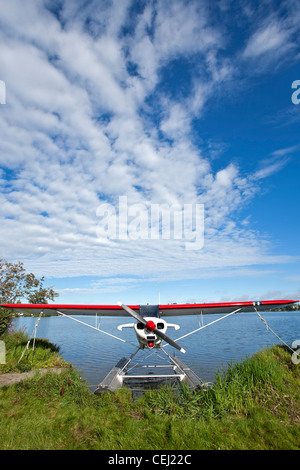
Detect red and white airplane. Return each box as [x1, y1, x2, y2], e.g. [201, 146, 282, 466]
[2, 299, 298, 354]
[3, 299, 298, 391]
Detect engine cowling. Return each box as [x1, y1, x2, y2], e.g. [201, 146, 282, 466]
[133, 317, 179, 349]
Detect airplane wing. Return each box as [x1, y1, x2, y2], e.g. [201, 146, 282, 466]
[158, 300, 299, 316]
[1, 300, 298, 316]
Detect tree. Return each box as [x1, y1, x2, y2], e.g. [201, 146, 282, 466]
[0, 259, 59, 336]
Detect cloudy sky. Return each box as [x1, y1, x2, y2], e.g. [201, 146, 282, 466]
[0, 0, 299, 305]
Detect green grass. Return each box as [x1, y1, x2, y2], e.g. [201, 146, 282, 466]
[0, 331, 299, 450]
[0, 329, 70, 373]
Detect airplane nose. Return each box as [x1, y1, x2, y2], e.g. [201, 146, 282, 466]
[145, 320, 156, 332]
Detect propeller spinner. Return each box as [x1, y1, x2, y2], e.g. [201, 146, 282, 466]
[118, 302, 186, 353]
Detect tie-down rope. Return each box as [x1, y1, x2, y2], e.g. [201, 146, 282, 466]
[18, 311, 43, 363]
[254, 307, 299, 359]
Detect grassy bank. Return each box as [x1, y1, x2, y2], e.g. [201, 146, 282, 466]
[0, 331, 299, 450]
[0, 329, 70, 373]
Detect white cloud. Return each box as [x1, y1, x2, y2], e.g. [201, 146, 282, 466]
[253, 159, 288, 180]
[252, 145, 299, 180]
[0, 0, 296, 290]
[160, 103, 191, 140]
[243, 22, 290, 58]
[242, 8, 300, 69]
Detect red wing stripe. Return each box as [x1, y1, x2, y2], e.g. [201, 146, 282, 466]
[1, 300, 298, 316]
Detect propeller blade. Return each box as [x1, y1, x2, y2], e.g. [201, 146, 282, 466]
[118, 302, 185, 354]
[118, 302, 146, 324]
[154, 328, 186, 353]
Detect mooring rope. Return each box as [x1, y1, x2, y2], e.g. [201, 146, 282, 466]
[18, 311, 43, 363]
[254, 307, 299, 358]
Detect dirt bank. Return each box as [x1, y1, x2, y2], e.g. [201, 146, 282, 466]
[0, 368, 67, 387]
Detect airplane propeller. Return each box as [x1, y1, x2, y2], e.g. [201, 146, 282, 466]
[118, 302, 186, 353]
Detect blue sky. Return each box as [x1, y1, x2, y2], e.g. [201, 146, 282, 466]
[0, 0, 299, 305]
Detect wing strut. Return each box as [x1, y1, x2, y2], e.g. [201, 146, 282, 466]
[163, 307, 242, 348]
[56, 310, 136, 347]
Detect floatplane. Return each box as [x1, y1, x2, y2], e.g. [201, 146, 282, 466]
[2, 299, 299, 393]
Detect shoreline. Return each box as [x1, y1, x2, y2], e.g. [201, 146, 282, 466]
[0, 366, 70, 388]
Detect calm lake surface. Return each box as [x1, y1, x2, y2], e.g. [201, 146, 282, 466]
[14, 311, 299, 391]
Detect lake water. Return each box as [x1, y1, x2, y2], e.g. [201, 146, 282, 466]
[13, 311, 299, 392]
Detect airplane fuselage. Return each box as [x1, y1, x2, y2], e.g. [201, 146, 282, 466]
[118, 317, 180, 350]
